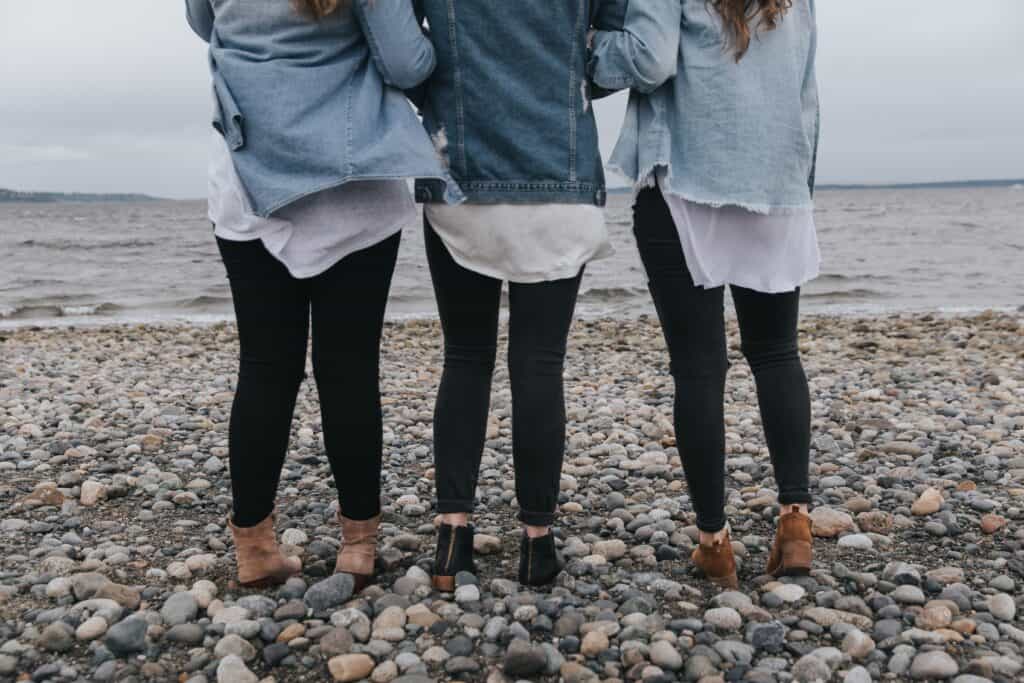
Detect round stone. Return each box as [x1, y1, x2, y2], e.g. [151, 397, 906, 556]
[704, 607, 743, 631]
[910, 651, 959, 679]
[770, 584, 806, 603]
[328, 654, 375, 682]
[988, 593, 1016, 621]
[649, 640, 682, 671]
[75, 616, 108, 641]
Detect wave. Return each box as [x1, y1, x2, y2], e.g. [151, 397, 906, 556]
[803, 288, 887, 301]
[577, 286, 649, 303]
[176, 295, 234, 310]
[17, 238, 159, 251]
[0, 302, 124, 320]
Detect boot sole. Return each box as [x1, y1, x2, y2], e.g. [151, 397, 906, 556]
[349, 573, 374, 594]
[772, 563, 811, 578]
[708, 572, 740, 590]
[432, 575, 455, 592]
[239, 574, 291, 589]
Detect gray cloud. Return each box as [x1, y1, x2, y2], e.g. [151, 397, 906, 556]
[1, 1, 1021, 198]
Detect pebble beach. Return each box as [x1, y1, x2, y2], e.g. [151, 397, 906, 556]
[1, 312, 1022, 683]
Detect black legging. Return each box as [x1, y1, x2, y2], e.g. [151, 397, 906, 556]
[217, 232, 400, 526]
[633, 187, 812, 532]
[425, 220, 583, 527]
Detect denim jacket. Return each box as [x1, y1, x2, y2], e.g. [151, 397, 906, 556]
[186, 0, 462, 217]
[413, 1, 630, 207]
[590, 0, 820, 213]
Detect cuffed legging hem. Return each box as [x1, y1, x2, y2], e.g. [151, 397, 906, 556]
[518, 508, 556, 527]
[338, 503, 382, 522]
[778, 491, 813, 506]
[436, 499, 475, 514]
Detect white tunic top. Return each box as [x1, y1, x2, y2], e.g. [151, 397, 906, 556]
[209, 132, 414, 279]
[657, 172, 820, 294]
[424, 203, 613, 284]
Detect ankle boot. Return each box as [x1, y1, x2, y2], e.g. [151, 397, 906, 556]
[766, 505, 813, 577]
[335, 513, 380, 593]
[519, 533, 563, 587]
[229, 511, 302, 588]
[691, 530, 739, 589]
[432, 524, 475, 592]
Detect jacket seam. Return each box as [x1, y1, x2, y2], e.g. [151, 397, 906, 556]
[568, 0, 585, 182]
[446, 0, 468, 177]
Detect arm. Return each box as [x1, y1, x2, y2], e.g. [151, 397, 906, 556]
[185, 0, 214, 42]
[354, 0, 436, 90]
[588, 0, 682, 94]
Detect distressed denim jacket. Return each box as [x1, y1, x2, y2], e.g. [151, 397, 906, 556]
[186, 0, 462, 217]
[590, 0, 820, 213]
[413, 0, 630, 206]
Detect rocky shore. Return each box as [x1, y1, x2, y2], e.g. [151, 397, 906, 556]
[1, 312, 1022, 683]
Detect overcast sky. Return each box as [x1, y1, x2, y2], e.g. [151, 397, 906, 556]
[1, 1, 1022, 198]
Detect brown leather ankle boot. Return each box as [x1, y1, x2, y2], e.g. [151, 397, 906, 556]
[335, 513, 380, 593]
[766, 505, 813, 577]
[229, 512, 302, 588]
[691, 530, 739, 589]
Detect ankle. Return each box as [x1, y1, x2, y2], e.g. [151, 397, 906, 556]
[525, 525, 550, 539]
[780, 503, 809, 518]
[440, 513, 470, 528]
[698, 527, 729, 548]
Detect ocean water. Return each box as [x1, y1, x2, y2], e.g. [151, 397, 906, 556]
[2, 186, 1022, 327]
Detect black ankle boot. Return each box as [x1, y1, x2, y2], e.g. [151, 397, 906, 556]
[519, 533, 563, 587]
[432, 524, 475, 592]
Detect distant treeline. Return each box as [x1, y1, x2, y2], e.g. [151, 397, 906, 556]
[609, 178, 1024, 195]
[0, 188, 157, 203]
[816, 179, 1024, 191]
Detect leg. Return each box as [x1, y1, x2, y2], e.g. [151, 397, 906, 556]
[217, 237, 309, 528]
[731, 286, 812, 509]
[309, 232, 402, 522]
[506, 271, 584, 531]
[424, 218, 502, 522]
[633, 187, 730, 536]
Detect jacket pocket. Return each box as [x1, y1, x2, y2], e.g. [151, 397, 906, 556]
[212, 71, 245, 151]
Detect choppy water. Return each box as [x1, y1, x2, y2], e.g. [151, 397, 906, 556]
[2, 186, 1022, 327]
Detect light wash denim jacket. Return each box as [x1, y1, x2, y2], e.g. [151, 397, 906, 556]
[185, 0, 462, 217]
[413, 1, 630, 206]
[589, 0, 820, 213]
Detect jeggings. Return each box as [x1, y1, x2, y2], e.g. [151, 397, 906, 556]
[425, 220, 583, 526]
[633, 187, 812, 532]
[217, 233, 400, 526]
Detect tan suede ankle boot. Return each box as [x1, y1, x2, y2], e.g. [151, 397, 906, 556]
[336, 513, 380, 593]
[229, 512, 302, 588]
[691, 530, 739, 589]
[766, 505, 813, 577]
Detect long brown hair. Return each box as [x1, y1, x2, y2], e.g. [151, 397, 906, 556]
[293, 0, 350, 20]
[709, 0, 793, 61]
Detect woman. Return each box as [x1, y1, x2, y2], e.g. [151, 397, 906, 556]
[185, 0, 458, 590]
[414, 1, 630, 588]
[590, 0, 820, 587]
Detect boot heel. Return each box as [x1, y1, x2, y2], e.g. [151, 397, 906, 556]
[432, 575, 455, 592]
[432, 524, 475, 592]
[229, 510, 302, 588]
[780, 541, 812, 576]
[335, 513, 380, 594]
[519, 533, 563, 587]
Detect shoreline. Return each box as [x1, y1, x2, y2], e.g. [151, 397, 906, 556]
[2, 305, 1021, 333]
[1, 313, 1022, 681]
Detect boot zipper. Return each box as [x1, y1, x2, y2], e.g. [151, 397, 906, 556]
[444, 529, 456, 574]
[527, 538, 533, 584]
